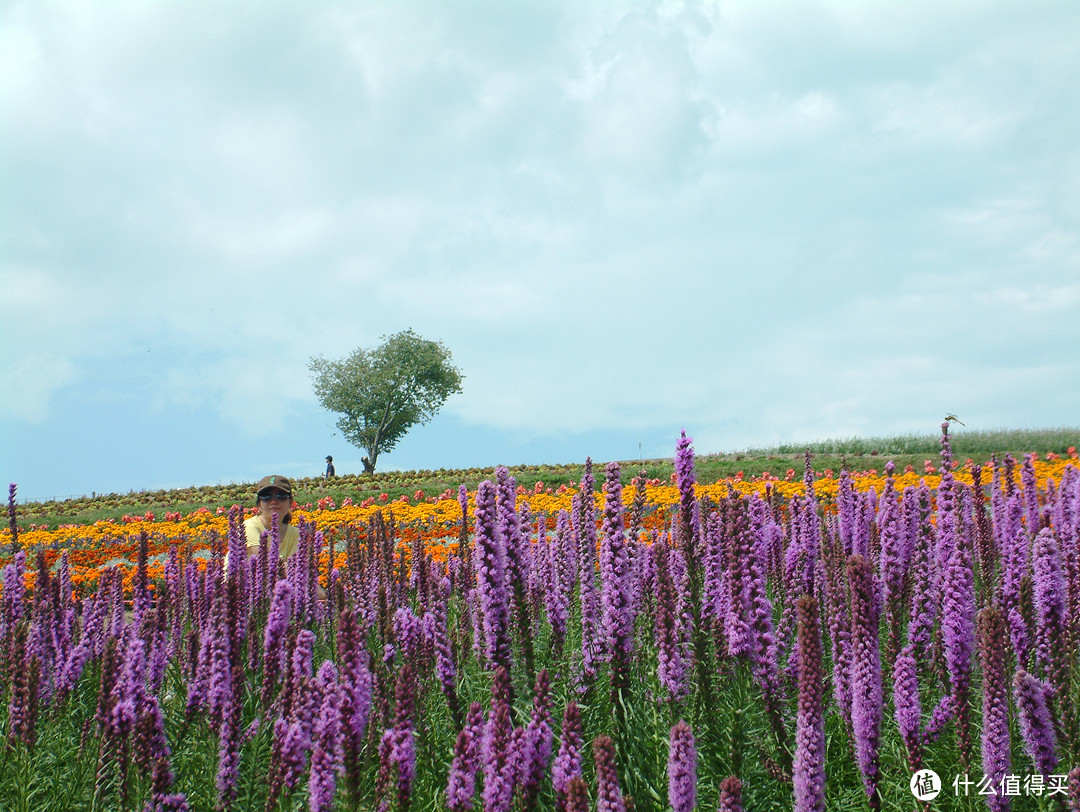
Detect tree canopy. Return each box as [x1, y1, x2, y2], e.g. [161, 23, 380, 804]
[308, 330, 463, 474]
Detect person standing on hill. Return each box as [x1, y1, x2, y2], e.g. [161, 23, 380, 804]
[325, 455, 335, 479]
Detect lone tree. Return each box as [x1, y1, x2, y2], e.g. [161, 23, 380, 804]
[309, 329, 463, 474]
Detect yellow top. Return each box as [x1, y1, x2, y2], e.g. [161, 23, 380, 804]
[243, 515, 300, 560]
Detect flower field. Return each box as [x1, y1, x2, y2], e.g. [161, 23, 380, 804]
[0, 429, 1078, 810]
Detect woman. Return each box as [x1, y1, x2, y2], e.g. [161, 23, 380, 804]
[239, 475, 326, 599]
[243, 474, 300, 559]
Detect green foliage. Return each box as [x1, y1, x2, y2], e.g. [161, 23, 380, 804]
[309, 330, 463, 474]
[13, 427, 1079, 529]
[748, 426, 1080, 458]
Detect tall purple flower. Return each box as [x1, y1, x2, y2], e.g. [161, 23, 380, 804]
[1000, 517, 1030, 662]
[593, 735, 625, 812]
[1068, 765, 1080, 811]
[848, 555, 882, 808]
[431, 583, 460, 728]
[133, 693, 172, 775]
[577, 460, 597, 585]
[779, 495, 817, 672]
[474, 480, 512, 673]
[940, 481, 976, 769]
[552, 701, 583, 811]
[206, 596, 233, 732]
[545, 510, 573, 647]
[308, 661, 343, 812]
[517, 669, 554, 810]
[446, 702, 484, 812]
[736, 497, 780, 698]
[906, 484, 938, 654]
[718, 775, 744, 812]
[667, 720, 697, 812]
[978, 606, 1011, 812]
[1020, 453, 1040, 534]
[110, 632, 148, 742]
[1031, 527, 1067, 693]
[446, 733, 476, 811]
[576, 465, 603, 690]
[496, 468, 535, 683]
[6, 483, 17, 550]
[793, 595, 825, 812]
[377, 662, 417, 812]
[877, 462, 905, 665]
[578, 559, 602, 691]
[703, 510, 726, 631]
[481, 666, 514, 812]
[892, 645, 922, 771]
[600, 462, 634, 682]
[7, 623, 39, 749]
[654, 535, 690, 701]
[261, 579, 293, 703]
[337, 604, 372, 798]
[2, 553, 26, 632]
[144, 757, 191, 812]
[821, 522, 852, 729]
[215, 687, 241, 807]
[725, 501, 754, 660]
[58, 592, 107, 700]
[1014, 668, 1058, 777]
[674, 431, 699, 566]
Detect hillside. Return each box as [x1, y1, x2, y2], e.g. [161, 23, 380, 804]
[11, 426, 1079, 529]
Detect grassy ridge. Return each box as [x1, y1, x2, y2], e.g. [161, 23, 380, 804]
[13, 426, 1079, 529]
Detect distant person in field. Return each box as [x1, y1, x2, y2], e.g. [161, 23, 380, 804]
[325, 455, 335, 479]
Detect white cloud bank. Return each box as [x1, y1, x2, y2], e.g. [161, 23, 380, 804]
[2, 0, 1078, 494]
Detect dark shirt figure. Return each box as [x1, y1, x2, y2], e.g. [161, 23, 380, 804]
[325, 455, 335, 479]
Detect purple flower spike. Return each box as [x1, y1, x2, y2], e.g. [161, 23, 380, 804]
[940, 484, 975, 768]
[892, 645, 922, 771]
[978, 607, 1011, 812]
[667, 720, 697, 812]
[1067, 766, 1080, 809]
[6, 484, 17, 548]
[593, 735, 625, 812]
[446, 723, 479, 812]
[1031, 527, 1067, 692]
[482, 666, 514, 812]
[793, 596, 826, 812]
[474, 480, 511, 672]
[654, 535, 690, 701]
[552, 701, 583, 805]
[564, 776, 590, 812]
[261, 579, 293, 704]
[674, 431, 699, 563]
[847, 555, 882, 806]
[519, 669, 554, 806]
[600, 462, 634, 679]
[1014, 668, 1058, 777]
[718, 775, 744, 812]
[308, 662, 343, 812]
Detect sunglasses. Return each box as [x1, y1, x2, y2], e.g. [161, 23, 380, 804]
[259, 492, 291, 503]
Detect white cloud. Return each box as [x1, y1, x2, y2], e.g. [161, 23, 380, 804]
[2, 1, 1079, 497]
[184, 205, 341, 267]
[0, 353, 78, 422]
[976, 285, 1080, 312]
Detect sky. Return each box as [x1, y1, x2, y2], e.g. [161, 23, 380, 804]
[2, 0, 1079, 502]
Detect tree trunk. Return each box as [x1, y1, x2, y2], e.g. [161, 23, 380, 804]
[362, 455, 376, 475]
